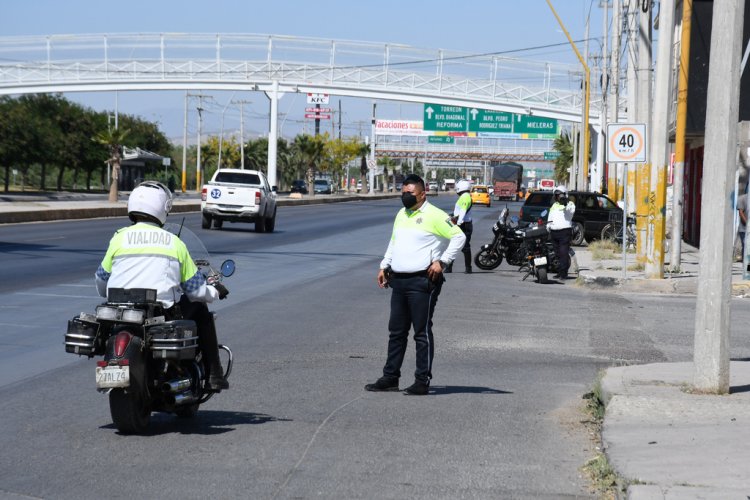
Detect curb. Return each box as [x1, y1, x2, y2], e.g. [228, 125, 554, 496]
[0, 192, 403, 224]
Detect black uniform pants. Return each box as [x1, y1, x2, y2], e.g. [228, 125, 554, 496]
[175, 295, 222, 375]
[459, 221, 473, 270]
[383, 273, 443, 384]
[550, 227, 572, 278]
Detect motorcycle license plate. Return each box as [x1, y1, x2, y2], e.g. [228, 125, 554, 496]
[96, 365, 130, 389]
[533, 256, 547, 266]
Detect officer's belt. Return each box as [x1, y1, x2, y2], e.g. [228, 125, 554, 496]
[391, 270, 428, 279]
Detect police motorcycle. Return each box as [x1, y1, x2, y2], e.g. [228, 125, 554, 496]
[518, 210, 562, 284]
[473, 207, 528, 270]
[64, 222, 235, 434]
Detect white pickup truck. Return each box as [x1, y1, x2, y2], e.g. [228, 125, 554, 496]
[200, 169, 277, 232]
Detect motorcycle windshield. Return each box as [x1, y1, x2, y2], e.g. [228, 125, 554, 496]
[163, 222, 212, 274]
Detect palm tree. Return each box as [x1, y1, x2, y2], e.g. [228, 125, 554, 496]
[357, 142, 370, 194]
[292, 134, 325, 196]
[552, 130, 574, 184]
[93, 127, 130, 202]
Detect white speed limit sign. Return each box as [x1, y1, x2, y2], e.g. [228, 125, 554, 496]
[607, 123, 647, 163]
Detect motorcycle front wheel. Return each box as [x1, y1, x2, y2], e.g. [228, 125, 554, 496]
[109, 388, 150, 434]
[474, 248, 503, 270]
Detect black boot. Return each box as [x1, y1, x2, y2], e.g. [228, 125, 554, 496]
[463, 250, 473, 274]
[207, 358, 229, 391]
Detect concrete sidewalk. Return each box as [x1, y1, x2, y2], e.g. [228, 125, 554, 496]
[3, 193, 750, 499]
[571, 245, 750, 498]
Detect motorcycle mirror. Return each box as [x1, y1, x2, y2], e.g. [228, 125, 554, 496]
[540, 209, 548, 218]
[220, 260, 236, 277]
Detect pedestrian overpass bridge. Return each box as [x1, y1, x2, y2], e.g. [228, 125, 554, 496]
[0, 33, 608, 187]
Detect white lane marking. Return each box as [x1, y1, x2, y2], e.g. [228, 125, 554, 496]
[15, 292, 99, 299]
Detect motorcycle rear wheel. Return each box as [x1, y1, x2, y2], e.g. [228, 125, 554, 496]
[474, 248, 503, 270]
[536, 266, 548, 284]
[109, 388, 150, 434]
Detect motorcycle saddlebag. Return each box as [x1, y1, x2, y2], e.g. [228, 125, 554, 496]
[149, 320, 199, 361]
[64, 313, 101, 357]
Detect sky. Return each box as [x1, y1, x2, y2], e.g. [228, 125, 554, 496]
[0, 0, 608, 143]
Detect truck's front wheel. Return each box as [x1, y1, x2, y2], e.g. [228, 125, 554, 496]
[201, 213, 212, 229]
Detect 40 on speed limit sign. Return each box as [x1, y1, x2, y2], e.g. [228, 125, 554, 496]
[607, 123, 647, 163]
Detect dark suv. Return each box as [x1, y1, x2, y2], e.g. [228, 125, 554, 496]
[290, 179, 308, 194]
[519, 190, 622, 245]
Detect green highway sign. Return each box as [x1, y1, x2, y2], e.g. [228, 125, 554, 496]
[514, 115, 559, 135]
[423, 103, 559, 135]
[543, 151, 561, 160]
[423, 104, 467, 132]
[428, 136, 455, 144]
[468, 109, 513, 133]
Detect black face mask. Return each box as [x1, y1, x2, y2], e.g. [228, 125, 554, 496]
[401, 192, 418, 209]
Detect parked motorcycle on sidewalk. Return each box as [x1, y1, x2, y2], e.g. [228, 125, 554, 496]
[518, 210, 575, 284]
[64, 223, 235, 434]
[473, 207, 528, 270]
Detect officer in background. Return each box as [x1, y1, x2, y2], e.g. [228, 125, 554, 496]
[365, 174, 466, 396]
[448, 179, 473, 274]
[548, 186, 576, 280]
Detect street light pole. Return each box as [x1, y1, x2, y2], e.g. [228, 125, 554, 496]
[546, 0, 591, 190]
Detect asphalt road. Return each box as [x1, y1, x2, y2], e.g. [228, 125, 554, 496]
[3, 196, 750, 499]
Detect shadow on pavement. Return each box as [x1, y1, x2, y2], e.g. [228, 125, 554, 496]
[102, 410, 291, 436]
[428, 386, 512, 396]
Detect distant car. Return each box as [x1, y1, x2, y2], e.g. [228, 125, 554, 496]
[313, 179, 333, 194]
[519, 190, 622, 246]
[428, 181, 439, 192]
[290, 179, 308, 194]
[470, 185, 491, 207]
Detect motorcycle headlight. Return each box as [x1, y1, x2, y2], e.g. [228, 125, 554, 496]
[95, 305, 119, 321]
[120, 308, 145, 323]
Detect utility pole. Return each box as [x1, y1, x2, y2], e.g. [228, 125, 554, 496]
[182, 90, 188, 192]
[369, 101, 376, 194]
[646, 0, 676, 279]
[598, 0, 609, 195]
[231, 99, 251, 170]
[547, 0, 591, 190]
[694, 0, 745, 394]
[338, 99, 342, 140]
[239, 101, 246, 169]
[196, 96, 203, 191]
[670, 0, 693, 270]
[635, 0, 653, 261]
[609, 0, 621, 199]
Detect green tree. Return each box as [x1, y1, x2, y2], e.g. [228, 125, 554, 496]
[245, 137, 268, 171]
[323, 136, 361, 190]
[201, 135, 242, 180]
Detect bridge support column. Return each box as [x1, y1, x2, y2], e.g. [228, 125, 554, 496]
[266, 80, 280, 190]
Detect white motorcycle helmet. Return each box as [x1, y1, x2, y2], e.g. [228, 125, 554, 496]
[553, 186, 568, 196]
[127, 181, 173, 226]
[455, 179, 471, 194]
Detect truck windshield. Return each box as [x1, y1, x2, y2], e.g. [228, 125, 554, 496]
[214, 172, 261, 185]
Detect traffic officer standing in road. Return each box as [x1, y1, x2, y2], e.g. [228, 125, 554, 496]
[365, 174, 466, 396]
[548, 186, 576, 280]
[450, 179, 473, 273]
